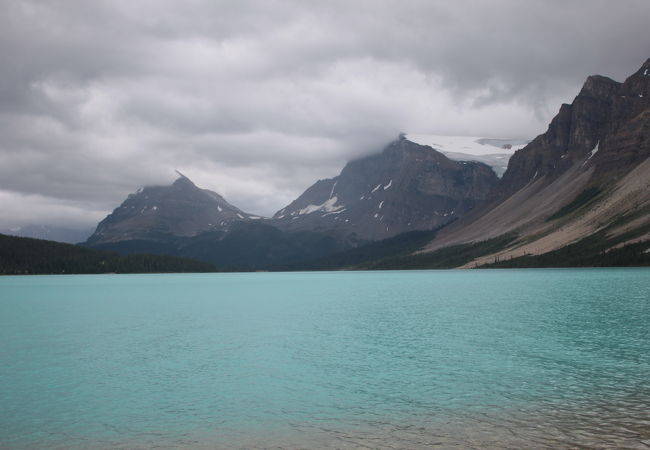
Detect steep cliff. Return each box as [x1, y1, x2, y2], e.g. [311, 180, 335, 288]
[421, 58, 650, 266]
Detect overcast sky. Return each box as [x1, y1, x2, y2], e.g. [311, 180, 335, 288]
[1, 0, 649, 229]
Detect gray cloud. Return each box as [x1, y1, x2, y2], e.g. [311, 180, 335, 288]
[1, 0, 649, 227]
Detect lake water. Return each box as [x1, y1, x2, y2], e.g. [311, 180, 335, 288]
[1, 269, 649, 449]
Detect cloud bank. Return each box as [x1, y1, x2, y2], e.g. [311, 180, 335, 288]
[1, 0, 649, 226]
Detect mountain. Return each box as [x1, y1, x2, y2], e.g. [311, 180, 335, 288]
[87, 171, 260, 245]
[85, 139, 503, 267]
[413, 58, 650, 267]
[85, 175, 351, 269]
[1, 224, 93, 244]
[0, 233, 216, 274]
[82, 58, 650, 270]
[271, 137, 499, 241]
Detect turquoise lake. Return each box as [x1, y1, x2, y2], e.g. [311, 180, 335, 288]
[1, 269, 649, 448]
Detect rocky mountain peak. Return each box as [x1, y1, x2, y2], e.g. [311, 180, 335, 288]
[633, 58, 650, 78]
[172, 170, 195, 187]
[86, 174, 255, 244]
[271, 137, 499, 241]
[579, 75, 620, 98]
[493, 58, 650, 201]
[619, 58, 650, 97]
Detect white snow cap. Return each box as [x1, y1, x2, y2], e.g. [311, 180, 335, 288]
[405, 134, 530, 177]
[406, 134, 528, 157]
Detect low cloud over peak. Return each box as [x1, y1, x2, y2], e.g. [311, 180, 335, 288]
[1, 0, 648, 227]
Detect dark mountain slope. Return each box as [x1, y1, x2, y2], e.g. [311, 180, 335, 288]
[90, 222, 350, 270]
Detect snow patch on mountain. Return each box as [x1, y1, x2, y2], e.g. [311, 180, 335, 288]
[406, 134, 528, 156]
[405, 134, 530, 177]
[329, 181, 338, 198]
[582, 142, 600, 166]
[298, 196, 345, 215]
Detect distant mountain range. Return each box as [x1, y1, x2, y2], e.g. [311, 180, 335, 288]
[2, 224, 93, 244]
[84, 136, 507, 267]
[84, 174, 352, 269]
[78, 58, 650, 270]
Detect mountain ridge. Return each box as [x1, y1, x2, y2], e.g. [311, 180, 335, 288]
[83, 58, 650, 270]
[419, 58, 650, 266]
[87, 172, 259, 245]
[271, 137, 499, 241]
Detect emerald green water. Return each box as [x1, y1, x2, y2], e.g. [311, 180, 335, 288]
[1, 269, 649, 448]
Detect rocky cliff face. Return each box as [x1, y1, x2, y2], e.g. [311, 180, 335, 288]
[498, 60, 649, 198]
[87, 172, 257, 244]
[591, 61, 650, 181]
[272, 137, 499, 241]
[423, 58, 650, 265]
